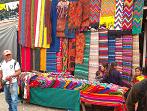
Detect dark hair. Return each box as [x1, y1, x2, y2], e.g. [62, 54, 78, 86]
[135, 67, 142, 72]
[107, 62, 117, 76]
[101, 62, 109, 69]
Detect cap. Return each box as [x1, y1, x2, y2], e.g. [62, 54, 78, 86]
[3, 50, 12, 56]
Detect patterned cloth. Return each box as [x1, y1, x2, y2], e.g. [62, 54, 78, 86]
[88, 32, 99, 82]
[99, 0, 116, 29]
[74, 32, 90, 80]
[132, 0, 144, 34]
[75, 33, 85, 64]
[89, 0, 101, 25]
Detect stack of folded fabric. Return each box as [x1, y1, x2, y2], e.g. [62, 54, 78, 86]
[99, 30, 108, 65]
[88, 32, 99, 82]
[122, 35, 133, 82]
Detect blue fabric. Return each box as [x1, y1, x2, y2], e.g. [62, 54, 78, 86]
[4, 82, 18, 111]
[21, 0, 26, 46]
[64, 21, 75, 38]
[49, 0, 60, 52]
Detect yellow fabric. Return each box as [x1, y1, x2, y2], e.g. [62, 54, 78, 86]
[100, 16, 115, 29]
[0, 4, 6, 10]
[136, 76, 145, 81]
[40, 48, 46, 71]
[43, 27, 50, 48]
[39, 0, 46, 47]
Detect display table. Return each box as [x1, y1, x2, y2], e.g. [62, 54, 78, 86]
[30, 88, 80, 111]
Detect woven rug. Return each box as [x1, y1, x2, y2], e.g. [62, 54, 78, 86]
[122, 0, 133, 30]
[132, 35, 140, 76]
[88, 32, 99, 82]
[89, 0, 101, 25]
[132, 0, 144, 34]
[74, 32, 90, 80]
[99, 30, 108, 65]
[99, 0, 116, 29]
[114, 0, 124, 30]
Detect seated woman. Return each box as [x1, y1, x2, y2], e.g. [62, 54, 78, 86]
[103, 62, 122, 86]
[95, 62, 109, 82]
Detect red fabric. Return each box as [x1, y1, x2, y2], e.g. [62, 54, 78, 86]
[21, 47, 31, 71]
[25, 0, 32, 47]
[18, 0, 22, 44]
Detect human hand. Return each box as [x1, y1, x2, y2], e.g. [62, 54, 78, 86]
[5, 76, 12, 81]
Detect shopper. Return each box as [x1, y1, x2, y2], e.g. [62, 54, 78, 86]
[126, 78, 147, 111]
[0, 50, 21, 111]
[95, 62, 109, 82]
[103, 62, 122, 86]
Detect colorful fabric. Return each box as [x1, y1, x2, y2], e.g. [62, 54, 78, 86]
[0, 4, 6, 10]
[18, 0, 22, 44]
[89, 0, 101, 25]
[75, 32, 90, 80]
[62, 38, 68, 72]
[99, 0, 116, 29]
[21, 47, 31, 71]
[34, 48, 40, 71]
[75, 33, 85, 64]
[114, 0, 124, 30]
[122, 0, 133, 30]
[68, 1, 82, 29]
[68, 38, 76, 72]
[132, 0, 144, 34]
[40, 48, 46, 71]
[88, 32, 99, 82]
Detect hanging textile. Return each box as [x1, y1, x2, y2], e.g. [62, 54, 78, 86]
[46, 50, 57, 72]
[68, 1, 82, 29]
[57, 39, 63, 72]
[74, 32, 90, 80]
[20, 0, 26, 46]
[56, 1, 69, 37]
[30, 0, 35, 48]
[21, 47, 31, 71]
[25, 0, 31, 47]
[122, 35, 133, 82]
[40, 48, 46, 71]
[79, 0, 90, 30]
[48, 0, 60, 52]
[68, 38, 76, 72]
[114, 0, 124, 30]
[99, 30, 108, 65]
[34, 48, 40, 71]
[45, 0, 52, 44]
[65, 21, 75, 38]
[89, 0, 101, 26]
[132, 0, 144, 34]
[99, 0, 116, 29]
[62, 38, 68, 72]
[75, 33, 85, 64]
[132, 35, 140, 75]
[18, 0, 22, 44]
[88, 32, 99, 82]
[122, 0, 133, 30]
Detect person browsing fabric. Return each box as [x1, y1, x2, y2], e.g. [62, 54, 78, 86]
[103, 62, 122, 86]
[0, 50, 21, 111]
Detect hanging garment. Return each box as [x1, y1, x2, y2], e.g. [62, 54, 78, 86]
[40, 48, 46, 71]
[18, 0, 22, 44]
[122, 0, 134, 30]
[75, 33, 85, 64]
[21, 47, 31, 71]
[132, 0, 144, 34]
[74, 32, 90, 80]
[68, 38, 76, 72]
[31, 0, 35, 48]
[88, 32, 99, 82]
[114, 0, 124, 30]
[99, 0, 116, 29]
[56, 1, 69, 37]
[89, 0, 101, 26]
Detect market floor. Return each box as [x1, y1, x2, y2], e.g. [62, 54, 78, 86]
[0, 92, 65, 111]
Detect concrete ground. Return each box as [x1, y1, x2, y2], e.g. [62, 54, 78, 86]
[0, 92, 65, 111]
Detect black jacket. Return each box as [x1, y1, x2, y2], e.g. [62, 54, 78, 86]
[126, 79, 147, 111]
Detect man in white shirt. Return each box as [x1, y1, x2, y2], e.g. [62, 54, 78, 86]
[0, 50, 21, 111]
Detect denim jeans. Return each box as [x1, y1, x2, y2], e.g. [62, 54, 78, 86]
[4, 82, 18, 111]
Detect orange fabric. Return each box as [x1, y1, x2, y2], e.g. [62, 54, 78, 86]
[75, 33, 85, 64]
[40, 48, 46, 71]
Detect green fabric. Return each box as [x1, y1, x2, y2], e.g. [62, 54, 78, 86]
[30, 88, 80, 111]
[74, 31, 91, 80]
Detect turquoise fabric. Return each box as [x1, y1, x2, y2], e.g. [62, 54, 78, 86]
[30, 88, 80, 111]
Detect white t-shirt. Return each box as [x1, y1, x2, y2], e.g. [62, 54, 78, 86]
[0, 59, 20, 84]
